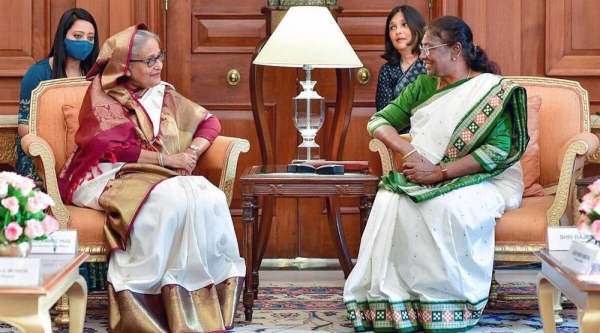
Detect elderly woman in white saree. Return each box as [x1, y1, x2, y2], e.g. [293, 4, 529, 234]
[343, 16, 529, 332]
[58, 25, 245, 332]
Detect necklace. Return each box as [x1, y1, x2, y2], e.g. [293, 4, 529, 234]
[437, 67, 472, 90]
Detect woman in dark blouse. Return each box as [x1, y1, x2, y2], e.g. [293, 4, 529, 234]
[17, 8, 99, 180]
[375, 6, 427, 134]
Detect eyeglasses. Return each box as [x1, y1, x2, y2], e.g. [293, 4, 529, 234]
[130, 51, 166, 67]
[418, 44, 448, 57]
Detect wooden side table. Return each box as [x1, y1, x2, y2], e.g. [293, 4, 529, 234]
[240, 165, 379, 320]
[576, 176, 600, 201]
[536, 249, 600, 332]
[0, 252, 88, 332]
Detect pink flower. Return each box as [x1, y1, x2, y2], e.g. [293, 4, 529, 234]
[11, 177, 36, 196]
[41, 215, 59, 235]
[4, 222, 23, 241]
[26, 191, 54, 214]
[580, 193, 596, 214]
[1, 196, 20, 216]
[591, 220, 600, 241]
[578, 214, 591, 230]
[0, 181, 7, 198]
[24, 219, 44, 239]
[589, 180, 600, 195]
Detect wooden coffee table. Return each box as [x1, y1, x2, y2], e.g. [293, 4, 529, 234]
[240, 165, 379, 320]
[536, 248, 600, 332]
[0, 252, 88, 332]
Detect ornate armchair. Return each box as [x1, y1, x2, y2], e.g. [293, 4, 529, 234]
[21, 77, 250, 324]
[369, 76, 599, 319]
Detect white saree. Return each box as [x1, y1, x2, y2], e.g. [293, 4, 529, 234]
[71, 82, 245, 302]
[343, 74, 524, 332]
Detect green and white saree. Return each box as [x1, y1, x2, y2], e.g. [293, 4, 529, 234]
[343, 74, 528, 333]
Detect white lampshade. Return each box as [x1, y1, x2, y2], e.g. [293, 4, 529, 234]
[253, 6, 363, 68]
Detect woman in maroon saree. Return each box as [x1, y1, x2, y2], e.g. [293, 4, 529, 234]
[58, 24, 245, 333]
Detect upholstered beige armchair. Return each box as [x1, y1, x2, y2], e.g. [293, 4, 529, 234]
[21, 77, 250, 324]
[369, 76, 599, 320]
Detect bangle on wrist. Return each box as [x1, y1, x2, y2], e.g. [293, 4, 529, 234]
[439, 161, 448, 180]
[403, 148, 417, 159]
[157, 152, 165, 167]
[188, 144, 201, 156]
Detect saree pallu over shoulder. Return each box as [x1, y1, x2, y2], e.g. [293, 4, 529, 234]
[381, 78, 529, 203]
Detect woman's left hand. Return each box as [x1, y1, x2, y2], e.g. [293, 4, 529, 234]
[175, 169, 191, 176]
[402, 156, 441, 185]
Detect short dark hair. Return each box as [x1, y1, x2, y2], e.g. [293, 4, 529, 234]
[49, 8, 100, 79]
[425, 16, 500, 74]
[381, 5, 426, 65]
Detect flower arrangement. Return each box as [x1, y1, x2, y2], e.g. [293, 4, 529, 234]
[578, 179, 600, 244]
[0, 172, 59, 247]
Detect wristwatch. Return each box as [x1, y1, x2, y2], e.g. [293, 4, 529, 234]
[439, 161, 448, 180]
[188, 144, 201, 156]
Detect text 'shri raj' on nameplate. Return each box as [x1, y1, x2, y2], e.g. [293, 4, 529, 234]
[547, 226, 590, 251]
[31, 229, 78, 254]
[0, 257, 41, 287]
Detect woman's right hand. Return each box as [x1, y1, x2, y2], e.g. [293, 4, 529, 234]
[164, 152, 198, 173]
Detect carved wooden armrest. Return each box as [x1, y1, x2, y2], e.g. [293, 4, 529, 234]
[21, 133, 71, 228]
[368, 134, 411, 175]
[549, 132, 600, 227]
[195, 136, 250, 206]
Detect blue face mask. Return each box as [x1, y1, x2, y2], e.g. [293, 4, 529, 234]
[64, 38, 94, 61]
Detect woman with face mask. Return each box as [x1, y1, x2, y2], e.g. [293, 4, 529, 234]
[16, 8, 99, 181]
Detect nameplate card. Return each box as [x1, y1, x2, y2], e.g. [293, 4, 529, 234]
[547, 226, 590, 251]
[562, 240, 599, 275]
[31, 229, 78, 254]
[0, 257, 41, 287]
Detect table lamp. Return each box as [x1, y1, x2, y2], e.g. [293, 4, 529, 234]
[252, 6, 362, 161]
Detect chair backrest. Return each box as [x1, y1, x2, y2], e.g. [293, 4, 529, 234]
[29, 77, 90, 172]
[506, 76, 590, 188]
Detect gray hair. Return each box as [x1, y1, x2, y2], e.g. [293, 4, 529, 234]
[131, 29, 161, 59]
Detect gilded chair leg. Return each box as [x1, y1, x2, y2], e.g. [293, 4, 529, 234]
[488, 270, 499, 308]
[553, 290, 564, 326]
[54, 294, 70, 325]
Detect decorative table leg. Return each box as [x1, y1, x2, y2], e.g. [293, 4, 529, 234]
[242, 195, 257, 321]
[67, 275, 88, 333]
[537, 273, 557, 333]
[254, 196, 274, 299]
[578, 310, 600, 333]
[326, 195, 353, 278]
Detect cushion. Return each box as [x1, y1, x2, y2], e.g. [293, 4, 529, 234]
[495, 195, 554, 244]
[62, 105, 80, 158]
[521, 96, 544, 197]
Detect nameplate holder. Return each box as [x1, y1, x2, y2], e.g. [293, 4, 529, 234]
[562, 240, 599, 275]
[547, 226, 590, 251]
[0, 257, 41, 287]
[31, 229, 78, 254]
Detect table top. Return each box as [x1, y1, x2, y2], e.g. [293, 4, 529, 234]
[0, 252, 88, 295]
[241, 165, 380, 182]
[576, 175, 600, 186]
[536, 248, 600, 291]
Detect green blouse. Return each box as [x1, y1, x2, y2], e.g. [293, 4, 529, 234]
[367, 75, 515, 173]
[367, 74, 528, 202]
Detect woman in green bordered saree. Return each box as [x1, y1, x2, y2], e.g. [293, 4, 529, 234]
[343, 16, 529, 332]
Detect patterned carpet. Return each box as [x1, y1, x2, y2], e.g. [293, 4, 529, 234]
[0, 283, 580, 332]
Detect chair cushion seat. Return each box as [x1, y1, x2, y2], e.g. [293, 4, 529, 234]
[66, 205, 106, 245]
[495, 195, 555, 245]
